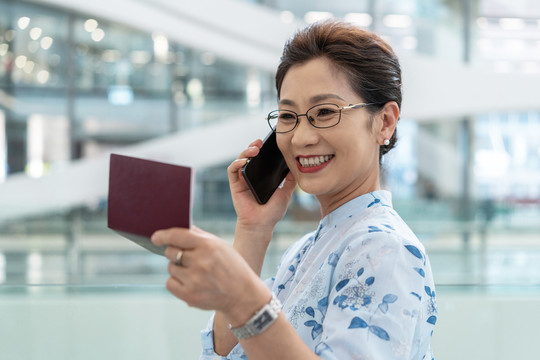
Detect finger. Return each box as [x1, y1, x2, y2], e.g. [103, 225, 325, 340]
[227, 140, 263, 180]
[151, 227, 198, 249]
[237, 140, 263, 160]
[236, 146, 259, 161]
[165, 275, 187, 299]
[167, 261, 190, 279]
[166, 264, 193, 300]
[191, 225, 206, 235]
[163, 245, 184, 264]
[165, 275, 203, 309]
[248, 138, 263, 148]
[227, 158, 248, 182]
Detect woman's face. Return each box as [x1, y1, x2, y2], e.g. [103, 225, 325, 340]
[276, 57, 383, 214]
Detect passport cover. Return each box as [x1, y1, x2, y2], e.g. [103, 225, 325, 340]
[107, 153, 193, 255]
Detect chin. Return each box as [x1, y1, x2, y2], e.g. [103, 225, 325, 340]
[296, 179, 329, 197]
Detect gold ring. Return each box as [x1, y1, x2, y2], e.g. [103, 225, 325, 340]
[174, 250, 184, 266]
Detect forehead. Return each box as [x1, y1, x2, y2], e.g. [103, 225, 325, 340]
[279, 58, 357, 105]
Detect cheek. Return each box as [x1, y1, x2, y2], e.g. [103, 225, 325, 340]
[336, 132, 375, 161]
[276, 135, 290, 157]
[277, 136, 299, 170]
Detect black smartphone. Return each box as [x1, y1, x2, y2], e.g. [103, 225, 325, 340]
[241, 131, 289, 204]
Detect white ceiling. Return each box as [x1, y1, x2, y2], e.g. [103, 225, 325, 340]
[2, 0, 539, 221]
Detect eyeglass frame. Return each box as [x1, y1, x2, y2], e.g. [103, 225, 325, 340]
[266, 102, 377, 134]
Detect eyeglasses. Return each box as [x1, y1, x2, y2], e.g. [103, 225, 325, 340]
[266, 102, 375, 134]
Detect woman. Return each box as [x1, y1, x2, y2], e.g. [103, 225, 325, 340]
[152, 20, 437, 359]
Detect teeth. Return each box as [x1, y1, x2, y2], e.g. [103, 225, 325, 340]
[299, 155, 333, 167]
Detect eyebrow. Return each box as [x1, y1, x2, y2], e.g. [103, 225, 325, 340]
[279, 93, 346, 106]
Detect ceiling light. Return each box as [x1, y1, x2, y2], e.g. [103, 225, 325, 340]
[91, 28, 105, 42]
[304, 11, 333, 24]
[17, 17, 30, 30]
[152, 33, 169, 62]
[84, 19, 98, 32]
[36, 70, 50, 84]
[344, 13, 372, 27]
[26, 160, 45, 179]
[0, 44, 8, 56]
[187, 78, 203, 97]
[40, 36, 53, 50]
[187, 78, 204, 106]
[499, 18, 525, 30]
[246, 68, 261, 108]
[29, 27, 42, 40]
[15, 55, 27, 69]
[476, 17, 489, 29]
[383, 14, 412, 28]
[23, 60, 34, 74]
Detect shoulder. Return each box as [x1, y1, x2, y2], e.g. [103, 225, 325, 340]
[333, 207, 428, 275]
[347, 203, 424, 250]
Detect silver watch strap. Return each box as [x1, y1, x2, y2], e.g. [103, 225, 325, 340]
[229, 293, 282, 339]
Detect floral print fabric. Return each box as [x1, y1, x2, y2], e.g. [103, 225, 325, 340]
[200, 191, 436, 359]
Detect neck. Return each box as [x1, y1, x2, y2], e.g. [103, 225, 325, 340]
[317, 170, 380, 218]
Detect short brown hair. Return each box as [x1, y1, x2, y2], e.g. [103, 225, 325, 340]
[275, 20, 402, 159]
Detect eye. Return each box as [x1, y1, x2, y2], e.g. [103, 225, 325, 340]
[313, 106, 339, 120]
[317, 107, 337, 116]
[278, 111, 297, 122]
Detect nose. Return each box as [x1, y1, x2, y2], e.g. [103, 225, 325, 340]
[290, 114, 319, 147]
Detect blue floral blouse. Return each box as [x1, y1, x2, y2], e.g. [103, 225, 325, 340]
[200, 191, 437, 359]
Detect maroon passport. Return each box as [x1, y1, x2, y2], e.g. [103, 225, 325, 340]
[107, 153, 193, 255]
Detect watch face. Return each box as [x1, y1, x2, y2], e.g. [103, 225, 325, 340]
[253, 310, 273, 331]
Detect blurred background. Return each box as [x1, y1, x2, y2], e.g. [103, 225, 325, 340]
[0, 0, 539, 359]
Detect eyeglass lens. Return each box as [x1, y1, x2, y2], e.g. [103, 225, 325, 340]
[268, 104, 341, 133]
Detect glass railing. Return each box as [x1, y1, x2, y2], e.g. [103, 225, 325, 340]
[1, 154, 539, 360]
[1, 196, 539, 286]
[1, 272, 540, 359]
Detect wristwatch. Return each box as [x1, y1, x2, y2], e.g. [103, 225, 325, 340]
[229, 293, 282, 339]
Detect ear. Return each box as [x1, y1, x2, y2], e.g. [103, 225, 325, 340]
[376, 101, 399, 145]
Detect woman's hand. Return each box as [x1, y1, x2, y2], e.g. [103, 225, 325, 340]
[152, 226, 320, 360]
[151, 226, 270, 324]
[228, 139, 297, 231]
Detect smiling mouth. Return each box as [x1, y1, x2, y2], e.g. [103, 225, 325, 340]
[297, 155, 334, 168]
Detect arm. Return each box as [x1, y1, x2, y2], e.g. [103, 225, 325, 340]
[212, 224, 274, 355]
[154, 139, 299, 358]
[151, 227, 320, 360]
[212, 142, 297, 355]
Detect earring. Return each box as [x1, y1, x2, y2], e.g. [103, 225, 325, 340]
[383, 139, 390, 146]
